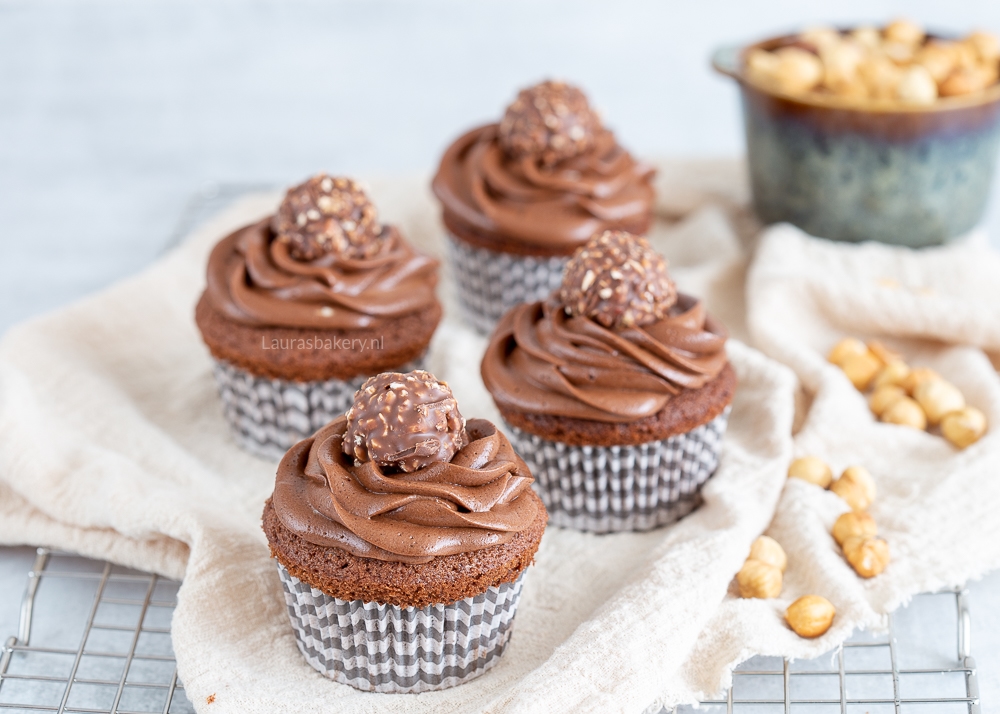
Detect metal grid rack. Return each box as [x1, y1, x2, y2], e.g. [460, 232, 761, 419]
[0, 549, 192, 714]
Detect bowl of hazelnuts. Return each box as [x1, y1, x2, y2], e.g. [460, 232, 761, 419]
[713, 19, 1000, 247]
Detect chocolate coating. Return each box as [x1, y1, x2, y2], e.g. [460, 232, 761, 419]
[273, 174, 384, 261]
[558, 230, 677, 328]
[498, 80, 601, 165]
[344, 371, 469, 473]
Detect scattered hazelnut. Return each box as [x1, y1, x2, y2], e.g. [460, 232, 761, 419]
[749, 535, 788, 572]
[840, 351, 882, 390]
[786, 595, 836, 638]
[941, 406, 988, 449]
[832, 511, 877, 546]
[828, 337, 868, 367]
[896, 65, 938, 104]
[867, 341, 902, 366]
[830, 466, 876, 511]
[787, 456, 833, 488]
[842, 536, 891, 578]
[880, 396, 928, 430]
[737, 559, 783, 599]
[913, 378, 965, 426]
[872, 360, 911, 389]
[901, 367, 940, 396]
[869, 384, 906, 417]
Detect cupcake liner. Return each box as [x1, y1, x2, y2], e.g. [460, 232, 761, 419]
[505, 407, 730, 533]
[446, 234, 567, 334]
[212, 356, 425, 460]
[277, 562, 524, 693]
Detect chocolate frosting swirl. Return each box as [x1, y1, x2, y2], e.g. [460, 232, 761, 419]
[204, 218, 439, 330]
[431, 124, 656, 250]
[272, 417, 539, 564]
[481, 294, 728, 423]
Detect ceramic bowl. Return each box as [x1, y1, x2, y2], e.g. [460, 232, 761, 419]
[713, 34, 1000, 247]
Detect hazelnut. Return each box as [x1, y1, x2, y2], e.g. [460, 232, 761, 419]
[775, 47, 825, 93]
[913, 378, 965, 426]
[832, 511, 877, 546]
[873, 360, 911, 389]
[830, 466, 876, 511]
[869, 384, 906, 417]
[966, 31, 1000, 64]
[827, 337, 868, 367]
[884, 18, 925, 47]
[821, 41, 865, 91]
[786, 595, 836, 638]
[901, 367, 940, 396]
[851, 26, 881, 49]
[840, 351, 882, 391]
[917, 42, 959, 83]
[867, 340, 902, 366]
[883, 41, 916, 66]
[842, 536, 890, 578]
[787, 456, 833, 488]
[940, 66, 994, 96]
[800, 26, 843, 51]
[737, 560, 783, 599]
[880, 396, 928, 430]
[941, 406, 988, 449]
[860, 56, 903, 100]
[896, 65, 938, 104]
[749, 535, 787, 572]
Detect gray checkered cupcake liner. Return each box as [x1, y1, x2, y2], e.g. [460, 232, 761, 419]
[505, 407, 730, 533]
[211, 356, 425, 461]
[276, 562, 524, 693]
[446, 234, 568, 334]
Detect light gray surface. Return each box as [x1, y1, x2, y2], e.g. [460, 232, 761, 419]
[3, 0, 1000, 710]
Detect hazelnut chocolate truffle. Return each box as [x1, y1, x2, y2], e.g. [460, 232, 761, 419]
[263, 370, 546, 692]
[481, 230, 736, 533]
[432, 79, 656, 333]
[195, 173, 443, 459]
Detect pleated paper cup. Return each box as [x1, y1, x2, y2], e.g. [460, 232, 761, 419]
[446, 235, 567, 334]
[211, 356, 424, 461]
[277, 562, 525, 693]
[505, 408, 730, 533]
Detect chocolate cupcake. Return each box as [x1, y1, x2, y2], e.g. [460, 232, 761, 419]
[263, 370, 546, 692]
[432, 80, 656, 333]
[481, 230, 736, 533]
[196, 174, 442, 459]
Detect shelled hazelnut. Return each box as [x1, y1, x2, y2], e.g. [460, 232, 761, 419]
[737, 559, 783, 599]
[786, 595, 836, 638]
[869, 385, 906, 417]
[913, 378, 965, 425]
[828, 337, 868, 367]
[749, 535, 788, 572]
[872, 360, 910, 390]
[830, 466, 876, 511]
[787, 456, 833, 488]
[842, 536, 891, 578]
[901, 367, 940, 395]
[832, 511, 877, 546]
[941, 407, 988, 448]
[880, 396, 928, 430]
[841, 352, 882, 390]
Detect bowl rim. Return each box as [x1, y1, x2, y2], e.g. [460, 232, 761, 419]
[712, 30, 1000, 114]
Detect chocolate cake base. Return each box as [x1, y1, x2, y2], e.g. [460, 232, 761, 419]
[498, 362, 737, 447]
[195, 293, 441, 382]
[262, 494, 547, 608]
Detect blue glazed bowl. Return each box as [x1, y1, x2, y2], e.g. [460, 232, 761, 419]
[713, 36, 1000, 247]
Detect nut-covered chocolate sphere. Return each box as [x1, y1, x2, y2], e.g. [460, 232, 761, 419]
[498, 80, 601, 165]
[343, 371, 469, 473]
[558, 230, 677, 329]
[273, 174, 384, 261]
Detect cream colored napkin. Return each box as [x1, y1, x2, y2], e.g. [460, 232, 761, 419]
[0, 162, 996, 713]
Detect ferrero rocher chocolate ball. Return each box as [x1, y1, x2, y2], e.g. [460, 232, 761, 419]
[498, 80, 601, 166]
[343, 371, 469, 473]
[558, 230, 677, 329]
[273, 174, 384, 261]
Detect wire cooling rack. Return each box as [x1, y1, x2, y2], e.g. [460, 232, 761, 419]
[0, 549, 192, 714]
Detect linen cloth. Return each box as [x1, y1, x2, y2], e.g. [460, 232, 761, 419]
[1, 160, 999, 713]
